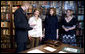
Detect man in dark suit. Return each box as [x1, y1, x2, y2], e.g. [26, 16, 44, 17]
[14, 1, 33, 52]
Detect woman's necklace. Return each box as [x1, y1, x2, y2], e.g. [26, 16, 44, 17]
[65, 16, 73, 23]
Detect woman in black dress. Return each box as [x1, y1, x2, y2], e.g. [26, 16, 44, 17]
[61, 9, 77, 46]
[44, 8, 59, 41]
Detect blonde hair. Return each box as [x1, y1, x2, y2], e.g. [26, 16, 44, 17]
[33, 8, 41, 16]
[34, 8, 40, 13]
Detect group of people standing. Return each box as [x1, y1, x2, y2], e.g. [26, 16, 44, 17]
[14, 2, 77, 52]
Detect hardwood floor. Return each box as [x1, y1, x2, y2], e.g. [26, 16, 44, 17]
[1, 49, 16, 53]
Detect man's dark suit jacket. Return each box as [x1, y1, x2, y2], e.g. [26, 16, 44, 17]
[14, 7, 32, 43]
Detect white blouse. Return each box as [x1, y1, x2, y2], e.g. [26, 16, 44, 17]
[28, 16, 42, 37]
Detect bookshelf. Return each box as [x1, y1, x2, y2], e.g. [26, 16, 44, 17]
[76, 1, 84, 48]
[1, 1, 11, 49]
[1, 1, 84, 50]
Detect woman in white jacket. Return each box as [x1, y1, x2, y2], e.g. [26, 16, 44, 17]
[28, 8, 43, 48]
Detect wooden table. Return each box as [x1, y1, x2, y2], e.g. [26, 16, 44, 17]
[20, 40, 84, 53]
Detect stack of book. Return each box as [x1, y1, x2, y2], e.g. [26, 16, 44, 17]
[1, 6, 6, 12]
[78, 15, 84, 21]
[1, 43, 11, 48]
[1, 6, 10, 12]
[1, 1, 11, 5]
[78, 1, 84, 7]
[12, 1, 23, 5]
[1, 13, 10, 21]
[1, 22, 10, 27]
[2, 29, 10, 35]
[78, 8, 84, 14]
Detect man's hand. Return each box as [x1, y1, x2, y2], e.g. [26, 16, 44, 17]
[42, 34, 45, 38]
[40, 37, 42, 41]
[57, 34, 59, 40]
[28, 35, 32, 41]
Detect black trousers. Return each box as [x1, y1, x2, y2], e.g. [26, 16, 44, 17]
[16, 42, 27, 53]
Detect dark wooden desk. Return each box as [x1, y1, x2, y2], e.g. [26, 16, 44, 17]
[20, 41, 84, 53]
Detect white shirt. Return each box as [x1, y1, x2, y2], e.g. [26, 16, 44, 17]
[28, 16, 42, 37]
